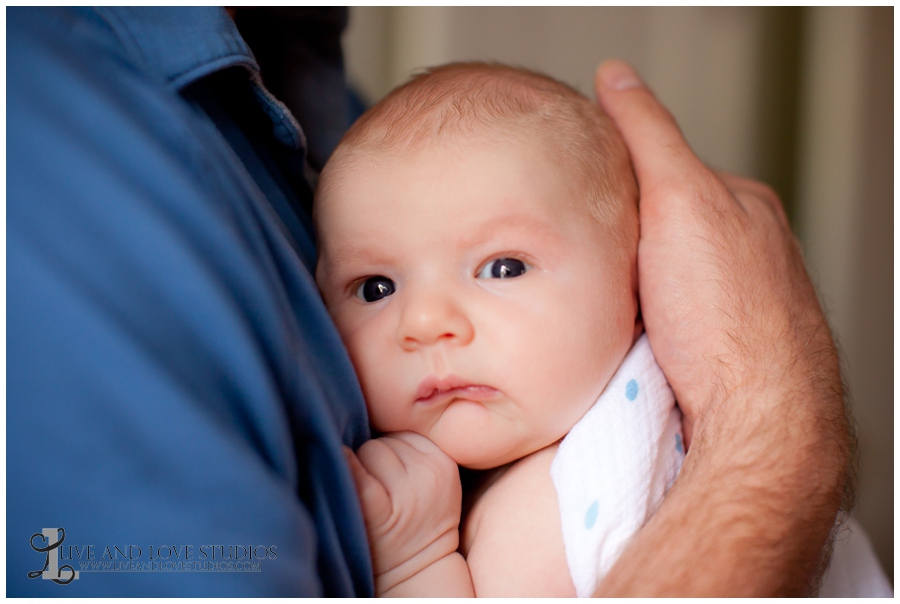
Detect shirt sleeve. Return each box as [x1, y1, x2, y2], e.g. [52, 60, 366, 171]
[7, 8, 371, 596]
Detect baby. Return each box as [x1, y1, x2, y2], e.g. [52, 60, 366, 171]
[314, 62, 683, 597]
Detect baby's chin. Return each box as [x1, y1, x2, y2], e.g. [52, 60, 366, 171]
[435, 432, 557, 471]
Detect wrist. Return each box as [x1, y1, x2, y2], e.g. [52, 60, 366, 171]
[705, 336, 849, 485]
[379, 551, 474, 598]
[680, 364, 852, 594]
[374, 527, 461, 596]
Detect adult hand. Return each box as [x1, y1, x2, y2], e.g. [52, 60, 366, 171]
[592, 60, 853, 596]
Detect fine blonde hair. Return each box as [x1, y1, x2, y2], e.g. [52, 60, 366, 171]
[318, 62, 637, 244]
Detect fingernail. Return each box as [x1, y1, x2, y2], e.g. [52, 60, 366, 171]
[601, 61, 643, 91]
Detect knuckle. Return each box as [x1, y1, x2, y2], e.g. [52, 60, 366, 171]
[359, 477, 384, 503]
[718, 173, 789, 226]
[357, 438, 387, 462]
[753, 180, 780, 204]
[426, 458, 456, 489]
[744, 190, 790, 230]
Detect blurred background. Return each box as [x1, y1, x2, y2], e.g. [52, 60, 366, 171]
[338, 6, 893, 581]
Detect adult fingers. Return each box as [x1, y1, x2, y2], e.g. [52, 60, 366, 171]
[594, 61, 720, 204]
[714, 170, 791, 228]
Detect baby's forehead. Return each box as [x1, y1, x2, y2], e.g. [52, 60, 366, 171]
[318, 64, 635, 238]
[320, 139, 631, 251]
[324, 112, 578, 191]
[319, 129, 573, 222]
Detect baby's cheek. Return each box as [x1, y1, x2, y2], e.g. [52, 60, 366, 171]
[364, 392, 408, 435]
[331, 313, 407, 431]
[350, 345, 403, 432]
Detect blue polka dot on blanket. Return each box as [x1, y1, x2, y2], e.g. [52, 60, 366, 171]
[675, 433, 684, 454]
[585, 500, 599, 529]
[625, 379, 639, 401]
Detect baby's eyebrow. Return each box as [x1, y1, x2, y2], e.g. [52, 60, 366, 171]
[322, 244, 369, 266]
[320, 212, 560, 274]
[319, 239, 407, 281]
[461, 213, 562, 248]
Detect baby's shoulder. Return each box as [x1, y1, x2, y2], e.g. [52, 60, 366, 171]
[462, 444, 559, 546]
[481, 442, 560, 509]
[461, 443, 575, 597]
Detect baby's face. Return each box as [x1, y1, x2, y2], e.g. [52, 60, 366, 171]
[316, 135, 637, 469]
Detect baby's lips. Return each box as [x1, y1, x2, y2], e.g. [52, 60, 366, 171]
[415, 382, 500, 405]
[415, 374, 469, 401]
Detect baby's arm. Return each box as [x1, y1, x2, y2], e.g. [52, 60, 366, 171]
[343, 432, 474, 597]
[463, 443, 575, 597]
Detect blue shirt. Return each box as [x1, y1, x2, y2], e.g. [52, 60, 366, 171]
[8, 7, 372, 596]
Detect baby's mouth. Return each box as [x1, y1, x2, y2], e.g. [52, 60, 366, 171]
[415, 375, 499, 405]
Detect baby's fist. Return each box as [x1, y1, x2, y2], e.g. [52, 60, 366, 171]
[344, 432, 462, 594]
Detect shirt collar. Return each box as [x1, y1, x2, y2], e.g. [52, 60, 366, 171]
[98, 7, 304, 150]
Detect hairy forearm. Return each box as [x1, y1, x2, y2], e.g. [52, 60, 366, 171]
[595, 359, 854, 596]
[380, 551, 475, 597]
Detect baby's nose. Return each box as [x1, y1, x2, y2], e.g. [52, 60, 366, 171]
[397, 291, 474, 351]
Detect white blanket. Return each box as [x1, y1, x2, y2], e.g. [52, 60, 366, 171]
[550, 334, 683, 597]
[819, 517, 893, 597]
[550, 334, 893, 597]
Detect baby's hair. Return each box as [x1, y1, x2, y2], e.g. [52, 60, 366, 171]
[319, 62, 637, 236]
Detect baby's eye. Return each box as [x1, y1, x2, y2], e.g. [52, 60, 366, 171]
[356, 276, 396, 302]
[477, 258, 528, 279]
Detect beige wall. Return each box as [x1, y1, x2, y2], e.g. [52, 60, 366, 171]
[347, 7, 771, 181]
[344, 6, 893, 580]
[795, 7, 894, 581]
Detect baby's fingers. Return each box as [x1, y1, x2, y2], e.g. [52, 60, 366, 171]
[388, 431, 452, 462]
[343, 445, 393, 528]
[355, 437, 411, 487]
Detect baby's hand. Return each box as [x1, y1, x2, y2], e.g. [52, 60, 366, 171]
[344, 432, 463, 596]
